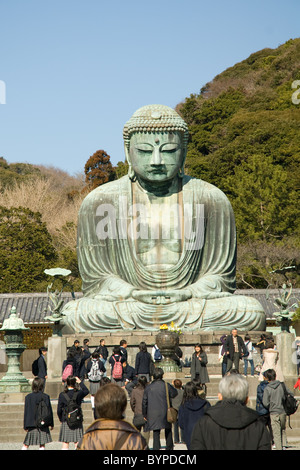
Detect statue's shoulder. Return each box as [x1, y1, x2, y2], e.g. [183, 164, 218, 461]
[81, 176, 129, 204]
[183, 175, 230, 203]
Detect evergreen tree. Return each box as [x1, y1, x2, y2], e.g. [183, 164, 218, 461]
[0, 206, 57, 292]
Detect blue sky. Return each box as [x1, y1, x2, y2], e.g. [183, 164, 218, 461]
[1, 0, 300, 177]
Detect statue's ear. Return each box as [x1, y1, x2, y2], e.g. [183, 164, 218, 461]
[124, 142, 135, 181]
[124, 142, 130, 164]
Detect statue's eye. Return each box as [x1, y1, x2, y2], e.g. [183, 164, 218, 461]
[135, 144, 153, 154]
[161, 143, 180, 153]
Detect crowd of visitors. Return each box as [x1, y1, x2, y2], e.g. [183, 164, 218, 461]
[22, 333, 299, 450]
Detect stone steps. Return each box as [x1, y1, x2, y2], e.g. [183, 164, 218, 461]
[1, 376, 300, 443]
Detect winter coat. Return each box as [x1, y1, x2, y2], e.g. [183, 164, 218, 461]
[76, 349, 91, 379]
[77, 419, 148, 450]
[190, 400, 272, 450]
[262, 380, 288, 415]
[130, 386, 147, 416]
[224, 335, 247, 360]
[120, 346, 128, 362]
[259, 348, 284, 382]
[57, 382, 89, 422]
[94, 345, 109, 360]
[142, 379, 178, 431]
[256, 380, 270, 416]
[135, 351, 152, 375]
[24, 391, 54, 430]
[171, 389, 184, 411]
[178, 397, 211, 449]
[190, 351, 210, 383]
[37, 355, 47, 379]
[123, 364, 138, 384]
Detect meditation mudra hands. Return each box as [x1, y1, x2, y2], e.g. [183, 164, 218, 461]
[132, 288, 192, 304]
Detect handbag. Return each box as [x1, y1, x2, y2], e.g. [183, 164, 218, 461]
[165, 382, 178, 424]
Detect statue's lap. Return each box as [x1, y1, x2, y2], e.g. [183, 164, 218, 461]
[62, 294, 265, 333]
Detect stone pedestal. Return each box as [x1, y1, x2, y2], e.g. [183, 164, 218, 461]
[47, 336, 67, 380]
[276, 331, 298, 378]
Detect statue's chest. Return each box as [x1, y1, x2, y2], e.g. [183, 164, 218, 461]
[131, 192, 183, 269]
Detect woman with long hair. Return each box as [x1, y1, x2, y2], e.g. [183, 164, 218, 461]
[178, 381, 211, 449]
[190, 343, 210, 395]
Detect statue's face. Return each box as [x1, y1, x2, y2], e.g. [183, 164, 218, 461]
[127, 131, 185, 184]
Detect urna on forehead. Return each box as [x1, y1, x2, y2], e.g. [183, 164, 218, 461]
[123, 104, 189, 148]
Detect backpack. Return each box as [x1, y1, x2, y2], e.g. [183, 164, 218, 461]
[112, 356, 123, 380]
[62, 364, 73, 382]
[32, 358, 39, 376]
[88, 360, 103, 382]
[35, 396, 52, 429]
[154, 346, 162, 361]
[64, 391, 83, 429]
[282, 383, 298, 416]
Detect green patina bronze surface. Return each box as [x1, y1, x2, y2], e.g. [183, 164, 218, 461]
[62, 105, 266, 333]
[0, 307, 31, 393]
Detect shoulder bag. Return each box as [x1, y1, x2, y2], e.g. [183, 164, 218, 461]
[165, 382, 178, 423]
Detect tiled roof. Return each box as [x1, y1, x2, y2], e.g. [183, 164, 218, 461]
[0, 289, 299, 325]
[235, 288, 300, 319]
[0, 292, 82, 325]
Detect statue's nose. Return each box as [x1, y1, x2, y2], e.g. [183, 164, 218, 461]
[151, 147, 164, 166]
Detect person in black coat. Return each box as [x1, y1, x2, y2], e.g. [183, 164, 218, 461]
[22, 377, 54, 450]
[62, 349, 77, 382]
[76, 346, 91, 380]
[135, 342, 153, 382]
[119, 339, 128, 362]
[109, 346, 126, 385]
[123, 361, 138, 397]
[224, 328, 248, 373]
[190, 374, 272, 450]
[57, 376, 89, 450]
[37, 347, 48, 391]
[142, 367, 178, 450]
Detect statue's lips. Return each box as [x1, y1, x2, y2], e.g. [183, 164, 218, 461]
[148, 168, 167, 174]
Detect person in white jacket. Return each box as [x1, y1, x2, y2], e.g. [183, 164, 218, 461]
[243, 334, 255, 377]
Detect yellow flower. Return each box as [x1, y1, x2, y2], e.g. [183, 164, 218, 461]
[160, 324, 168, 330]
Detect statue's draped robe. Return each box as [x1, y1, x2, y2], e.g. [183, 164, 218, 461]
[62, 175, 265, 333]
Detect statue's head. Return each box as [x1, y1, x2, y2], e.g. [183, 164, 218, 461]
[123, 105, 189, 184]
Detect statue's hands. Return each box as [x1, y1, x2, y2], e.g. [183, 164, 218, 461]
[95, 278, 135, 301]
[132, 289, 192, 304]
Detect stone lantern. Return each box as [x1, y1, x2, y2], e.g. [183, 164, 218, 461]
[0, 306, 31, 393]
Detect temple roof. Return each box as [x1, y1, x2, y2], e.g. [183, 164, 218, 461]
[0, 289, 299, 325]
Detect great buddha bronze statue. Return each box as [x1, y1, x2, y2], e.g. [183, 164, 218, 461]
[61, 104, 266, 333]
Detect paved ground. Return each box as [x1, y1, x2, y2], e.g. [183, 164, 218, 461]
[0, 438, 300, 451]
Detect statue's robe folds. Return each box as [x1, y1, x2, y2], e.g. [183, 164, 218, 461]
[62, 175, 266, 333]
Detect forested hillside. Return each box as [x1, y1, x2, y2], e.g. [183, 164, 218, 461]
[0, 159, 85, 292]
[177, 38, 300, 288]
